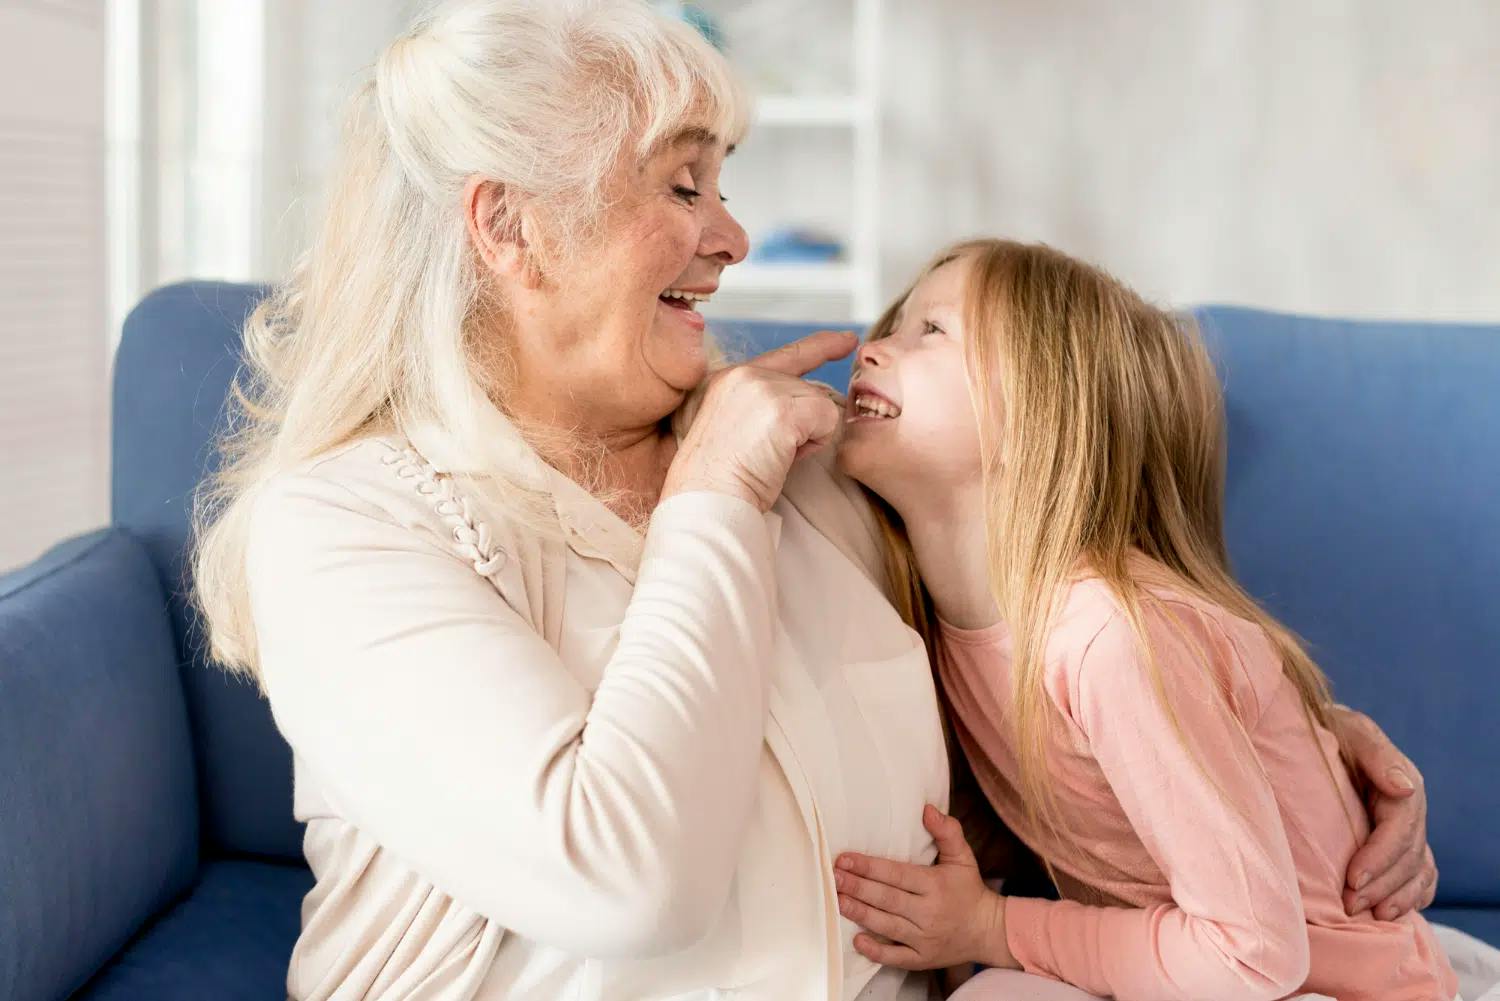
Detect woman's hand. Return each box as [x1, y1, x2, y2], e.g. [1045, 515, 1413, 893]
[663, 331, 856, 511]
[834, 805, 1019, 972]
[1333, 706, 1439, 919]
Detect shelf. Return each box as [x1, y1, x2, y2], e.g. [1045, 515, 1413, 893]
[718, 262, 859, 294]
[753, 95, 873, 128]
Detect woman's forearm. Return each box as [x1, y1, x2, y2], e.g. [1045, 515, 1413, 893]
[250, 473, 779, 957]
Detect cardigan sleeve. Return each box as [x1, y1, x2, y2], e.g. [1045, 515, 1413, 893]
[245, 467, 778, 959]
[1003, 606, 1310, 1001]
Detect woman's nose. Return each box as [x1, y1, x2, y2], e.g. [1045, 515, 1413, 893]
[701, 198, 749, 265]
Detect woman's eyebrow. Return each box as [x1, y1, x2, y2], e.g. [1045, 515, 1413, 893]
[644, 125, 733, 161]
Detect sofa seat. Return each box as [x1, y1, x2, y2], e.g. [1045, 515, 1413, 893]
[73, 860, 313, 1000]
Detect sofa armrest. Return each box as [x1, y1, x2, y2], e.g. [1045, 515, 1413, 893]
[0, 528, 198, 1001]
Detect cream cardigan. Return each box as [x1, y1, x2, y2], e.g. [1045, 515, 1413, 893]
[244, 401, 949, 1001]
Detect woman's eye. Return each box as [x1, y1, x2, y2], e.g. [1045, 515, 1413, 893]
[673, 185, 701, 203]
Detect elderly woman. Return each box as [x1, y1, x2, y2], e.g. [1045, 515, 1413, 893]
[191, 2, 1436, 999]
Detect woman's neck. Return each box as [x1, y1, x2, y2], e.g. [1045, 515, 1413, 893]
[895, 481, 1001, 631]
[545, 419, 679, 528]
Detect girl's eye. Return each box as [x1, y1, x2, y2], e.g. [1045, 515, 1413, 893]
[922, 320, 944, 336]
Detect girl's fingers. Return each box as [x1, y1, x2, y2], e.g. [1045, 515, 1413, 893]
[836, 851, 932, 894]
[853, 932, 927, 971]
[835, 867, 921, 916]
[923, 805, 975, 863]
[839, 893, 923, 945]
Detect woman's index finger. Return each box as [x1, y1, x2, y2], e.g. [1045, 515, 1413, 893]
[748, 330, 859, 377]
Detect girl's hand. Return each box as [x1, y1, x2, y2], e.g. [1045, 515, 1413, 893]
[834, 805, 1019, 972]
[1333, 706, 1439, 920]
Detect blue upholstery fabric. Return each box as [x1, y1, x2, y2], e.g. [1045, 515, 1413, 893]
[110, 281, 303, 861]
[1197, 305, 1499, 908]
[72, 860, 314, 1001]
[0, 529, 198, 1001]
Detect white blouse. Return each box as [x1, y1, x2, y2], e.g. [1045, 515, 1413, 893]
[245, 410, 949, 1001]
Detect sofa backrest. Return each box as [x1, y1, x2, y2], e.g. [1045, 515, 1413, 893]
[111, 281, 299, 860]
[112, 285, 1498, 905]
[1197, 305, 1498, 906]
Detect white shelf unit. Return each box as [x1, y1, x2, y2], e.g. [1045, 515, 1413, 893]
[753, 94, 873, 128]
[721, 0, 883, 322]
[719, 262, 858, 293]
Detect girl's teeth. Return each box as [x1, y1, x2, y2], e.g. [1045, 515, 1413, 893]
[854, 396, 899, 419]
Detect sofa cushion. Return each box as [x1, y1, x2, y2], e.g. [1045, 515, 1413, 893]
[111, 281, 306, 861]
[72, 859, 313, 1000]
[0, 529, 198, 1001]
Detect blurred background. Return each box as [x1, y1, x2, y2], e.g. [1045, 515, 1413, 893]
[2, 0, 1497, 570]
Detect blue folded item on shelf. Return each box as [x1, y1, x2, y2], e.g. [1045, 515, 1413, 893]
[750, 227, 844, 264]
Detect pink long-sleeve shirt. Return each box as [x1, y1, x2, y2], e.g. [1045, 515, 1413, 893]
[936, 567, 1457, 1001]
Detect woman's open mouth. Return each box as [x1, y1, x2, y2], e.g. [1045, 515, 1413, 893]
[659, 287, 710, 309]
[657, 287, 712, 330]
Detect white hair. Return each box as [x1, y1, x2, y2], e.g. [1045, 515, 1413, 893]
[191, 0, 750, 680]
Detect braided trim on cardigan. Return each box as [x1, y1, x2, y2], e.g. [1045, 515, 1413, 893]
[378, 443, 507, 576]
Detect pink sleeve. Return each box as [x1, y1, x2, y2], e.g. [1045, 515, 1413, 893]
[1003, 606, 1310, 1001]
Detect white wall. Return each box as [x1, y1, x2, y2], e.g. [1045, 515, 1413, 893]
[873, 0, 1500, 320]
[0, 2, 108, 571]
[218, 0, 1500, 323]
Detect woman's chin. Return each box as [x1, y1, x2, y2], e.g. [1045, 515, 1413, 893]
[646, 325, 710, 391]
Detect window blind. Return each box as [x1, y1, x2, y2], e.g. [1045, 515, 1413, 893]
[0, 2, 108, 571]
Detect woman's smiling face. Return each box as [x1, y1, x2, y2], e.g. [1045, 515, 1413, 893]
[836, 255, 987, 507]
[493, 125, 749, 434]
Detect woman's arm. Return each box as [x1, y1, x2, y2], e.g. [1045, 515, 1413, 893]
[247, 468, 778, 958]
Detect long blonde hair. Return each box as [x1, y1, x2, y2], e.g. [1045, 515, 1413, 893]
[870, 239, 1352, 869]
[190, 0, 747, 682]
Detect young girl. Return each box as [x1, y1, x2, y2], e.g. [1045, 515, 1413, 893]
[830, 240, 1461, 1001]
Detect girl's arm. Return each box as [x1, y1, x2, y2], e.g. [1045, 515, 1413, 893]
[837, 607, 1313, 1001]
[998, 609, 1310, 1000]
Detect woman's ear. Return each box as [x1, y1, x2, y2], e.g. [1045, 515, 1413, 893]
[463, 174, 542, 290]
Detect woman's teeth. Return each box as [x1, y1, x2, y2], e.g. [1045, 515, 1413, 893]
[853, 394, 900, 419]
[661, 288, 711, 307]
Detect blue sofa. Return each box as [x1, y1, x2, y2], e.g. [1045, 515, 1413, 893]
[2, 281, 1496, 1000]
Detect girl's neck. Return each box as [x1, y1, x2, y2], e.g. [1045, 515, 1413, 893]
[895, 481, 1000, 631]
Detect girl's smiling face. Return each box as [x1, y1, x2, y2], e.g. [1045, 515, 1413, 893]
[837, 254, 988, 510]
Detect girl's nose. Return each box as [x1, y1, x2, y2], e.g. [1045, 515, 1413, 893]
[856, 339, 888, 369]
